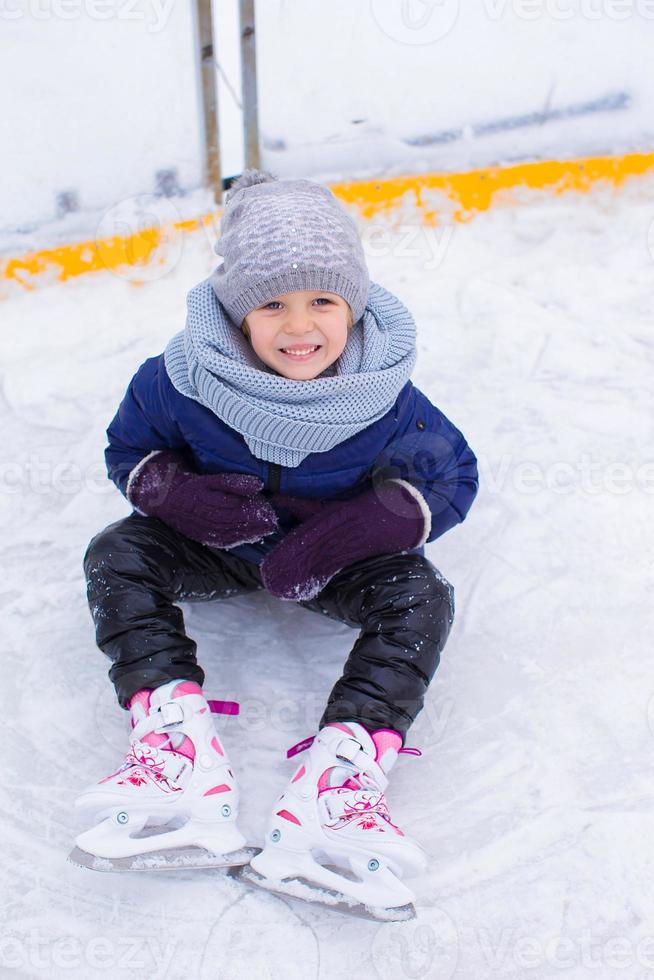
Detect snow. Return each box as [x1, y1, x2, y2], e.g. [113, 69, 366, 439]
[3, 179, 654, 978]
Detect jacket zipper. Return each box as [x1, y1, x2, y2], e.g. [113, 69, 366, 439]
[268, 462, 282, 493]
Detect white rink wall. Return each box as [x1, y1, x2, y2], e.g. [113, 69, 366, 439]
[2, 0, 654, 234]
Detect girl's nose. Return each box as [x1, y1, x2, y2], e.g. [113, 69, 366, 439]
[285, 316, 313, 333]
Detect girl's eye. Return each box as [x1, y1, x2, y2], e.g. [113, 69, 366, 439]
[263, 298, 331, 310]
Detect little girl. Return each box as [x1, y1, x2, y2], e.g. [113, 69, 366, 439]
[73, 169, 479, 917]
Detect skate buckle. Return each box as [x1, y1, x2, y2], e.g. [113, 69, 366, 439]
[157, 701, 185, 728]
[286, 734, 422, 759]
[335, 737, 364, 764]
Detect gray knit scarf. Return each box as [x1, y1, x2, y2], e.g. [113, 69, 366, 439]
[163, 277, 417, 467]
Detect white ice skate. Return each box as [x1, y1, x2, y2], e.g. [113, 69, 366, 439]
[69, 679, 258, 872]
[239, 721, 426, 920]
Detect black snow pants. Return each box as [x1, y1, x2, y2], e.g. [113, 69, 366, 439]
[83, 513, 455, 740]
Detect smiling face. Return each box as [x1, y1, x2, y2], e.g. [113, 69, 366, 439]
[241, 290, 353, 379]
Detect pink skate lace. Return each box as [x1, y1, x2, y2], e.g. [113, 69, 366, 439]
[320, 785, 399, 834]
[112, 741, 188, 793]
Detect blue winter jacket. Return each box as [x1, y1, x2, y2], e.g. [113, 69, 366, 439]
[105, 354, 479, 566]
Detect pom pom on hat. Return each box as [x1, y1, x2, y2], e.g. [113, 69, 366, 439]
[225, 168, 278, 205]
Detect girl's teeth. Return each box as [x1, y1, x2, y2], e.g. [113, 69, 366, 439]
[282, 347, 318, 355]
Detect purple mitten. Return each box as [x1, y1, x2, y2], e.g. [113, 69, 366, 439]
[126, 449, 279, 548]
[262, 480, 431, 601]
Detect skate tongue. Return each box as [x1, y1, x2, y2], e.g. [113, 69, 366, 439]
[287, 722, 421, 794]
[318, 722, 402, 793]
[128, 681, 202, 722]
[149, 680, 204, 706]
[370, 729, 403, 774]
[128, 681, 203, 762]
[128, 690, 167, 751]
[333, 723, 403, 774]
[317, 723, 404, 793]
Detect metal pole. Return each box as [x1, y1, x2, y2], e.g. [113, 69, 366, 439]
[239, 0, 261, 170]
[194, 0, 222, 204]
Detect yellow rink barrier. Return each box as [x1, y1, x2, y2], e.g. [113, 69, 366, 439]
[2, 151, 654, 293]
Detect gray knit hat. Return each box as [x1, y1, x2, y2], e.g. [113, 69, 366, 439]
[210, 169, 370, 328]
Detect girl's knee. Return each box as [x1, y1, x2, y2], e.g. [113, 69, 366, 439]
[405, 559, 455, 633]
[380, 553, 454, 615]
[423, 561, 455, 622]
[83, 515, 161, 578]
[84, 518, 130, 568]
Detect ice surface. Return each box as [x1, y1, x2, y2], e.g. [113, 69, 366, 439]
[2, 181, 654, 978]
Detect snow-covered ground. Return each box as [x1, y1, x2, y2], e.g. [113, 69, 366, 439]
[3, 180, 654, 978]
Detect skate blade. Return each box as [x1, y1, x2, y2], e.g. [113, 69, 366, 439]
[231, 864, 416, 922]
[68, 844, 260, 873]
